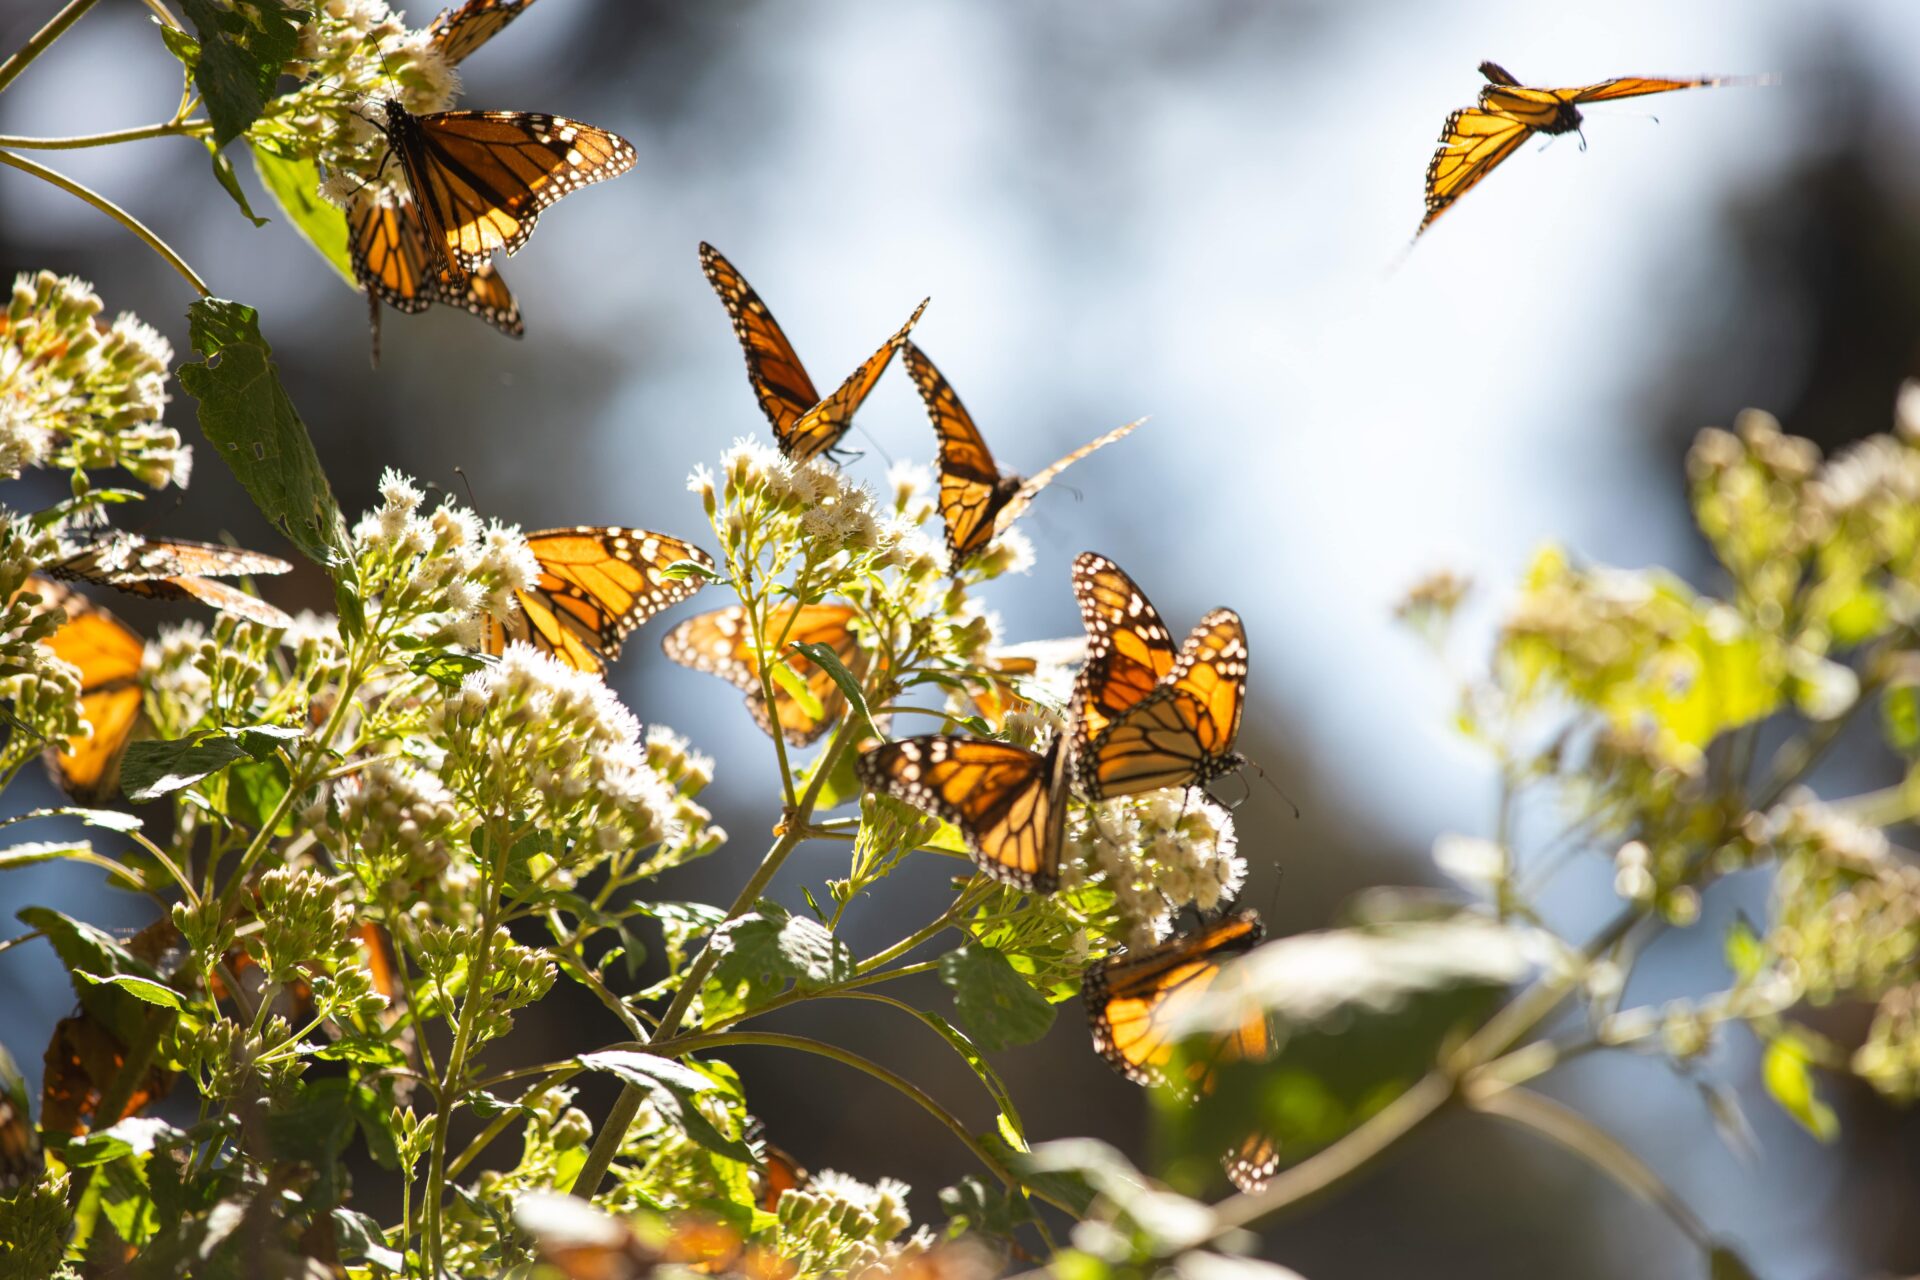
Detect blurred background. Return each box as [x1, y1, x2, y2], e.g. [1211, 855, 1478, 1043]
[4, 1, 1920, 1276]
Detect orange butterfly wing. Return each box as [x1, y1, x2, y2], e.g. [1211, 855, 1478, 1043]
[427, 0, 538, 65]
[1419, 106, 1533, 236]
[1070, 553, 1177, 750]
[856, 735, 1067, 892]
[902, 341, 1010, 564]
[351, 196, 524, 352]
[662, 602, 868, 746]
[1079, 609, 1248, 800]
[31, 579, 145, 801]
[485, 527, 712, 675]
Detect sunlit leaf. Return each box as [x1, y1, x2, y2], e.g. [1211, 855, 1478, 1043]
[180, 0, 302, 147]
[1761, 1033, 1838, 1142]
[251, 146, 354, 285]
[939, 944, 1055, 1053]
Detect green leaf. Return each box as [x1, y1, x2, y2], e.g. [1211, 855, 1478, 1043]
[251, 146, 354, 285]
[803, 741, 864, 812]
[407, 648, 489, 688]
[180, 0, 301, 147]
[769, 658, 825, 721]
[73, 971, 186, 1011]
[120, 734, 251, 802]
[1019, 1139, 1213, 1253]
[228, 723, 302, 758]
[0, 806, 143, 833]
[937, 1175, 1034, 1243]
[0, 841, 92, 870]
[226, 756, 291, 833]
[699, 901, 854, 1026]
[333, 1207, 404, 1273]
[573, 1051, 754, 1163]
[265, 1078, 358, 1168]
[661, 558, 725, 583]
[1708, 1244, 1761, 1280]
[177, 298, 348, 568]
[17, 907, 176, 1047]
[790, 640, 881, 738]
[205, 142, 266, 226]
[1164, 918, 1529, 1180]
[158, 23, 201, 72]
[939, 944, 1055, 1053]
[1761, 1033, 1838, 1142]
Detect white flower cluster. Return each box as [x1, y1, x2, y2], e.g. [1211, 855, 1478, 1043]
[713, 436, 887, 557]
[325, 758, 470, 895]
[431, 644, 679, 864]
[1, 271, 188, 488]
[142, 620, 213, 736]
[0, 519, 86, 764]
[1066, 792, 1247, 947]
[774, 1169, 934, 1278]
[351, 470, 538, 647]
[640, 725, 728, 873]
[1754, 796, 1891, 874]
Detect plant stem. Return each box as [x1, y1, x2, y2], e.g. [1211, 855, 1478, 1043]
[0, 149, 208, 296]
[0, 120, 209, 149]
[667, 1029, 1077, 1216]
[570, 711, 867, 1199]
[423, 866, 504, 1275]
[0, 0, 101, 97]
[1466, 1083, 1715, 1250]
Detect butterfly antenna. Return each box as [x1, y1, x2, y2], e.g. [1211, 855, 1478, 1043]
[1247, 760, 1300, 819]
[452, 466, 481, 508]
[1577, 126, 1589, 153]
[851, 422, 896, 469]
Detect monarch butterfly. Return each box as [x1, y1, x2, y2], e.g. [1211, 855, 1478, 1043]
[743, 1116, 811, 1212]
[483, 527, 714, 676]
[377, 100, 636, 281]
[1069, 553, 1247, 800]
[902, 343, 1142, 570]
[700, 242, 928, 463]
[855, 734, 1069, 893]
[29, 578, 145, 802]
[426, 0, 538, 66]
[41, 917, 185, 1136]
[961, 635, 1088, 731]
[352, 0, 537, 355]
[662, 602, 871, 746]
[48, 533, 293, 629]
[1083, 907, 1276, 1192]
[513, 1193, 661, 1280]
[1419, 61, 1757, 237]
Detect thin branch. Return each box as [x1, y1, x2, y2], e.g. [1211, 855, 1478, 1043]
[0, 120, 209, 149]
[0, 0, 102, 97]
[0, 149, 208, 296]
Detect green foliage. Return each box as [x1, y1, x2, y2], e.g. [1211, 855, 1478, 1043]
[178, 0, 303, 147]
[250, 146, 355, 284]
[700, 900, 856, 1026]
[940, 943, 1057, 1052]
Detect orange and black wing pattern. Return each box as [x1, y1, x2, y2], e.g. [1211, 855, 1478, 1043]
[485, 527, 713, 676]
[661, 602, 869, 746]
[427, 0, 538, 65]
[1420, 61, 1757, 237]
[0, 1042, 41, 1192]
[49, 534, 292, 628]
[350, 195, 523, 354]
[856, 735, 1068, 893]
[905, 344, 1141, 569]
[1077, 609, 1248, 800]
[701, 242, 926, 462]
[1069, 553, 1177, 751]
[385, 103, 636, 278]
[29, 578, 145, 801]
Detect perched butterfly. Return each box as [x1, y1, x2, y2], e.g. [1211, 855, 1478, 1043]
[1419, 61, 1756, 237]
[49, 533, 293, 629]
[377, 99, 635, 281]
[856, 734, 1069, 893]
[483, 527, 713, 675]
[902, 343, 1142, 569]
[1069, 553, 1247, 800]
[1083, 907, 1276, 1192]
[352, 0, 537, 354]
[426, 0, 538, 65]
[28, 578, 145, 802]
[961, 635, 1088, 731]
[743, 1116, 811, 1212]
[700, 242, 928, 463]
[662, 602, 871, 746]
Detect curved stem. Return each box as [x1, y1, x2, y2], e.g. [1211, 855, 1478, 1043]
[0, 120, 209, 149]
[669, 1030, 1077, 1217]
[0, 0, 102, 97]
[0, 149, 208, 295]
[1466, 1083, 1715, 1250]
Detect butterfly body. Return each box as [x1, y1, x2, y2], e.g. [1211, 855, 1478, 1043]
[701, 242, 927, 462]
[1418, 61, 1759, 237]
[856, 734, 1069, 893]
[1069, 554, 1248, 800]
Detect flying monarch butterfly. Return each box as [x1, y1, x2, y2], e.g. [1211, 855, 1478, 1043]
[1083, 907, 1276, 1192]
[1419, 61, 1762, 237]
[856, 734, 1069, 893]
[700, 242, 929, 463]
[28, 578, 146, 802]
[1069, 553, 1247, 800]
[376, 99, 636, 281]
[902, 343, 1143, 570]
[482, 527, 714, 676]
[48, 533, 293, 629]
[662, 602, 872, 746]
[351, 193, 523, 362]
